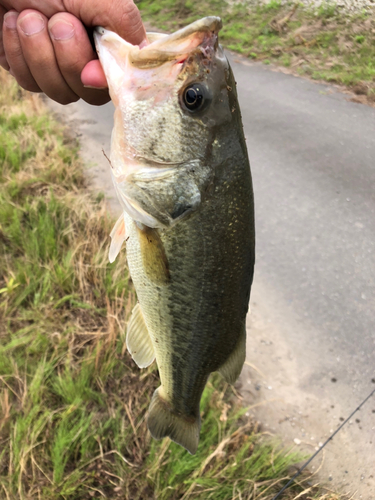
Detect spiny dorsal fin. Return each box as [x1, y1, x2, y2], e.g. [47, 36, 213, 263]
[127, 303, 155, 368]
[109, 213, 126, 263]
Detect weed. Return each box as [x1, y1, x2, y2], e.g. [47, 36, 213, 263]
[262, 0, 283, 12]
[317, 1, 337, 19]
[147, 377, 305, 500]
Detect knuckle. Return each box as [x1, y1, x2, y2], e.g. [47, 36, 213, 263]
[0, 57, 10, 70]
[119, 1, 141, 24]
[60, 55, 82, 74]
[122, 0, 139, 16]
[16, 76, 41, 93]
[56, 93, 79, 105]
[109, 1, 142, 27]
[84, 93, 110, 106]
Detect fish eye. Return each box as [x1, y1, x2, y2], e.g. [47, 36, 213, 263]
[182, 83, 209, 112]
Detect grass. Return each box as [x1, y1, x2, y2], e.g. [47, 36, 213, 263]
[0, 70, 344, 499]
[137, 0, 375, 104]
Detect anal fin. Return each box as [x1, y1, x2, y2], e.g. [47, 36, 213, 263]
[217, 325, 246, 384]
[127, 303, 155, 368]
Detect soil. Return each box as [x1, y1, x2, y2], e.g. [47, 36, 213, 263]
[241, 279, 375, 499]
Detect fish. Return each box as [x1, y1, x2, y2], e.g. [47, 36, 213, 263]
[94, 17, 255, 455]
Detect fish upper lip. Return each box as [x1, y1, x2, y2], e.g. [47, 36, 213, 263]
[95, 18, 222, 69]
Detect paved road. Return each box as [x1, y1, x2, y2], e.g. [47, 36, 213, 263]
[47, 53, 375, 498]
[232, 55, 375, 499]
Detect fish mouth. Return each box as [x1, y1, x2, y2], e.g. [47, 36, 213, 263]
[134, 154, 182, 168]
[124, 146, 183, 170]
[94, 16, 222, 70]
[129, 156, 182, 181]
[111, 151, 182, 184]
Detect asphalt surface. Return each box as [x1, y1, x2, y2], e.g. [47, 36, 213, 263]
[230, 54, 375, 499]
[47, 52, 375, 498]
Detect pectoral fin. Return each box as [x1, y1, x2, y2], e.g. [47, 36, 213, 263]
[109, 213, 126, 263]
[217, 325, 246, 384]
[127, 303, 155, 368]
[136, 224, 170, 286]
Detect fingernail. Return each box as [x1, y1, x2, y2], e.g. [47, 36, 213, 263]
[49, 20, 74, 41]
[83, 85, 107, 90]
[4, 12, 18, 30]
[19, 13, 45, 36]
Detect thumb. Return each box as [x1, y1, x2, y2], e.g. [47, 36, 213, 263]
[67, 0, 147, 46]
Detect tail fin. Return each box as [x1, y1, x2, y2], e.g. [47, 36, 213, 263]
[147, 388, 200, 455]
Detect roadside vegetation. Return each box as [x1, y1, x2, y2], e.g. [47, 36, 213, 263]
[0, 72, 343, 498]
[137, 0, 375, 105]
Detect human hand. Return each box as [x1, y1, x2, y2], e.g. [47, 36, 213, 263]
[0, 0, 147, 105]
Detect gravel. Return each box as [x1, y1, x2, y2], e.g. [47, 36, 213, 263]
[258, 0, 375, 12]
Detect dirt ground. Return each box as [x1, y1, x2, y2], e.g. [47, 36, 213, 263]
[242, 279, 375, 499]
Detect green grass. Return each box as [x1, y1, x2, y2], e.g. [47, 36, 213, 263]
[0, 71, 343, 499]
[137, 0, 375, 102]
[146, 380, 304, 500]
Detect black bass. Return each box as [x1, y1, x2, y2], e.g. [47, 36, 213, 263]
[94, 17, 255, 455]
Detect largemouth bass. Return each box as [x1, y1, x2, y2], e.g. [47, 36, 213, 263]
[94, 17, 255, 455]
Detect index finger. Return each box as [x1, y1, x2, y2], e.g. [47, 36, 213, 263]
[78, 0, 147, 46]
[0, 1, 64, 17]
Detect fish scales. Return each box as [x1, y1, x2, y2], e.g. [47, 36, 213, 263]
[126, 143, 253, 411]
[95, 16, 255, 454]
